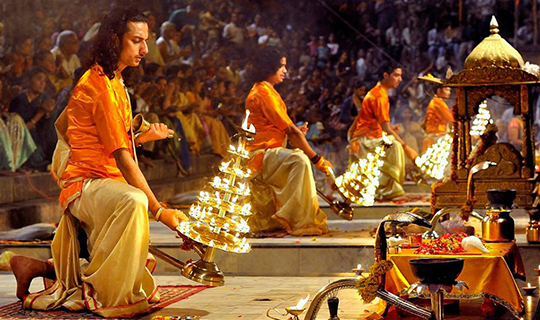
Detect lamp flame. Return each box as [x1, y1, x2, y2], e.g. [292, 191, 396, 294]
[470, 100, 491, 136]
[415, 134, 452, 180]
[335, 133, 390, 206]
[242, 109, 256, 133]
[292, 294, 310, 310]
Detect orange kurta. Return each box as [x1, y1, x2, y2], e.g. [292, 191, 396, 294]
[348, 83, 405, 199]
[33, 64, 158, 319]
[58, 65, 133, 206]
[424, 97, 453, 134]
[245, 81, 293, 151]
[351, 83, 390, 139]
[244, 81, 327, 236]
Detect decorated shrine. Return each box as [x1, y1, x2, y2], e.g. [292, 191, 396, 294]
[429, 17, 540, 239]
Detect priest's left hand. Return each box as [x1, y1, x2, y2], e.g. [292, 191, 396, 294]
[298, 122, 309, 135]
[136, 123, 174, 145]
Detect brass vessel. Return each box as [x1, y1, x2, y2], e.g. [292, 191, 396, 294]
[482, 209, 514, 242]
[482, 189, 516, 242]
[132, 113, 174, 138]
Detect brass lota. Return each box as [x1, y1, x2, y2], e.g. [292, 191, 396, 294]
[132, 113, 174, 139]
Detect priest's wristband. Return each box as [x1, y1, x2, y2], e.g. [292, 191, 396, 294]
[310, 154, 321, 164]
[154, 207, 165, 222]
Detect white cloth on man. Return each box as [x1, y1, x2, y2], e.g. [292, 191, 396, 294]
[51, 47, 81, 79]
[223, 22, 245, 45]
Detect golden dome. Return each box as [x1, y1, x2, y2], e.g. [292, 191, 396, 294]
[464, 16, 524, 70]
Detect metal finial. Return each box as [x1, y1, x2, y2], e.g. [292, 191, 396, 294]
[490, 16, 499, 34]
[446, 67, 453, 79]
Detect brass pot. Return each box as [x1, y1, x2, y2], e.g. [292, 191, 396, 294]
[482, 209, 514, 242]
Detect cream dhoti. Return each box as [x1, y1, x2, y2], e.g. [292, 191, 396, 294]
[349, 135, 405, 200]
[249, 147, 328, 236]
[23, 178, 159, 318]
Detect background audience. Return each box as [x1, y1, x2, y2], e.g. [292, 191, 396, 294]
[0, 0, 536, 180]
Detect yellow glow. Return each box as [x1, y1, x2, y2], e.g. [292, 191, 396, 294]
[241, 109, 256, 133]
[335, 134, 390, 206]
[470, 100, 491, 136]
[292, 295, 310, 310]
[415, 134, 452, 180]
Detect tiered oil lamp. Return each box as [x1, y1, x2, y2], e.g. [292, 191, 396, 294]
[334, 133, 392, 206]
[175, 111, 255, 286]
[414, 134, 452, 180]
[470, 100, 492, 137]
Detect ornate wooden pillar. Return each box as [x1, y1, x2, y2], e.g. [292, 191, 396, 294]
[521, 85, 534, 178]
[457, 87, 468, 177]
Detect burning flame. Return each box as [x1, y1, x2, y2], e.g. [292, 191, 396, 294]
[357, 264, 362, 270]
[415, 134, 452, 180]
[242, 109, 256, 133]
[470, 100, 492, 136]
[291, 295, 310, 310]
[335, 133, 390, 206]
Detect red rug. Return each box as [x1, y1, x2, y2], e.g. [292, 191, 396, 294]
[0, 285, 209, 320]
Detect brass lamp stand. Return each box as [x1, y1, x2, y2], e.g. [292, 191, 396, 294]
[150, 112, 256, 287]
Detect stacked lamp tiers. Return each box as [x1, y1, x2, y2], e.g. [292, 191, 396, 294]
[175, 112, 256, 286]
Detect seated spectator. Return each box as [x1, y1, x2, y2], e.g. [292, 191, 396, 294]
[508, 116, 524, 152]
[51, 30, 81, 81]
[222, 13, 245, 47]
[143, 11, 165, 66]
[4, 35, 33, 83]
[9, 67, 59, 171]
[157, 22, 190, 65]
[156, 77, 191, 174]
[168, 2, 203, 38]
[182, 76, 227, 156]
[0, 75, 36, 172]
[34, 35, 52, 52]
[32, 50, 63, 98]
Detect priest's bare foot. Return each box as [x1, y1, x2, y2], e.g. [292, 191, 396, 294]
[10, 255, 55, 300]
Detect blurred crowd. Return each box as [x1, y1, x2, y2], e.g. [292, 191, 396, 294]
[0, 0, 538, 179]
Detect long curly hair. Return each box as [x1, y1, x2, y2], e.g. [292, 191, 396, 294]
[87, 7, 148, 80]
[249, 47, 285, 83]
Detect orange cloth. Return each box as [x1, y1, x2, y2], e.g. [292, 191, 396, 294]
[351, 83, 390, 139]
[386, 242, 525, 317]
[245, 81, 293, 151]
[424, 97, 453, 134]
[58, 65, 133, 206]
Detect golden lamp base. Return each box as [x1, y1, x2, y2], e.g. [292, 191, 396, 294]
[182, 258, 225, 287]
[285, 307, 306, 317]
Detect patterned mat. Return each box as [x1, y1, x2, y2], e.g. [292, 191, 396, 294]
[0, 285, 209, 320]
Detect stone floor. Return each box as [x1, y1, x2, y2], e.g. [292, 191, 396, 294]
[0, 273, 536, 320]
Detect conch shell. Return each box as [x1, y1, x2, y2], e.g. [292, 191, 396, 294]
[461, 236, 489, 254]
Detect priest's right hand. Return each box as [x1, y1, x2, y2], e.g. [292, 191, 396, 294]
[403, 144, 419, 161]
[315, 157, 333, 175]
[159, 208, 189, 231]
